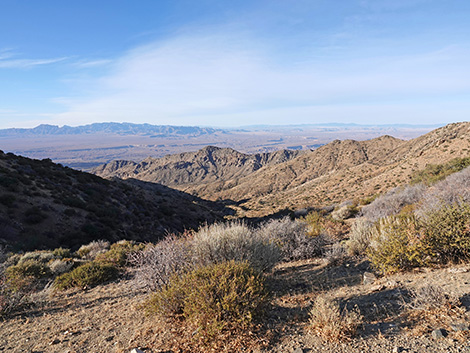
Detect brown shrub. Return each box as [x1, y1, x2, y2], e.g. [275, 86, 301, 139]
[308, 295, 362, 342]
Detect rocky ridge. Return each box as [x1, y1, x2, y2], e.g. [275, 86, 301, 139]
[93, 122, 470, 217]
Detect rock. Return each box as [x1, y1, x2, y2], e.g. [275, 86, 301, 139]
[130, 349, 145, 353]
[369, 284, 385, 293]
[49, 339, 60, 345]
[450, 322, 469, 331]
[363, 272, 376, 285]
[432, 328, 447, 339]
[448, 267, 468, 273]
[392, 347, 403, 353]
[293, 348, 304, 353]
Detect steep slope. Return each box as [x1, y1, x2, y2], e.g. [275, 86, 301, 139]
[239, 122, 470, 216]
[0, 151, 225, 251]
[93, 146, 301, 187]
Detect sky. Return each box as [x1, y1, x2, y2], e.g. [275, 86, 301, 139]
[0, 0, 469, 128]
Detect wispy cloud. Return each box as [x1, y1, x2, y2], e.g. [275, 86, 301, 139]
[0, 49, 68, 69]
[52, 28, 470, 126]
[73, 59, 112, 68]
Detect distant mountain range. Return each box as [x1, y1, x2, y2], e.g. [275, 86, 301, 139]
[0, 122, 221, 136]
[0, 122, 443, 137]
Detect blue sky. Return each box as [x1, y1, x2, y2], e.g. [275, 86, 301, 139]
[1, 0, 469, 128]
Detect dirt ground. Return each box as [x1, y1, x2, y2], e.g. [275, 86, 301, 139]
[2, 259, 470, 352]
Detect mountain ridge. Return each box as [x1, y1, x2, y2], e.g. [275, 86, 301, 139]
[93, 122, 470, 217]
[0, 122, 221, 136]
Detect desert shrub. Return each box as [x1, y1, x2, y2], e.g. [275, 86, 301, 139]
[358, 194, 377, 206]
[406, 284, 459, 311]
[410, 157, 470, 186]
[48, 259, 74, 275]
[95, 240, 144, 267]
[323, 242, 348, 266]
[5, 259, 51, 292]
[308, 295, 362, 342]
[367, 215, 424, 275]
[417, 167, 470, 216]
[257, 217, 327, 261]
[192, 222, 280, 273]
[303, 211, 323, 237]
[331, 202, 358, 221]
[420, 202, 470, 263]
[403, 284, 463, 335]
[54, 262, 119, 290]
[17, 251, 55, 265]
[146, 261, 269, 336]
[346, 218, 374, 256]
[52, 247, 71, 259]
[129, 234, 192, 291]
[362, 185, 426, 222]
[0, 275, 30, 316]
[76, 240, 110, 260]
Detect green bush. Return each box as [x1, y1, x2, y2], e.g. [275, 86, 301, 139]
[52, 247, 72, 259]
[367, 215, 424, 275]
[421, 203, 470, 263]
[53, 262, 118, 290]
[410, 157, 470, 185]
[303, 211, 323, 237]
[95, 240, 144, 267]
[5, 259, 51, 292]
[146, 261, 269, 336]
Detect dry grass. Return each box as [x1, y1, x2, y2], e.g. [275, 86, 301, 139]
[402, 284, 468, 337]
[308, 295, 363, 342]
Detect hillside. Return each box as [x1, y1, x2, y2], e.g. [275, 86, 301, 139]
[93, 146, 301, 188]
[93, 122, 470, 217]
[0, 151, 225, 251]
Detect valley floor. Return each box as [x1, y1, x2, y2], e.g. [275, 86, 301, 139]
[2, 259, 470, 352]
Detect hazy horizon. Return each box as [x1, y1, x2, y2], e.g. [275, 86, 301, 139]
[0, 120, 447, 131]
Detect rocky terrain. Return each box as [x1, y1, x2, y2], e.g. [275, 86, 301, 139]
[92, 146, 300, 188]
[94, 122, 470, 217]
